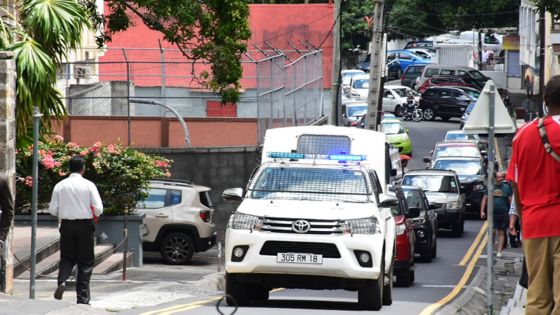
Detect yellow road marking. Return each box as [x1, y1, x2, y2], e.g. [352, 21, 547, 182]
[139, 297, 221, 315]
[458, 221, 488, 266]
[140, 288, 285, 315]
[419, 234, 488, 315]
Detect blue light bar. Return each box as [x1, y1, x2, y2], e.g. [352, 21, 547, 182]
[328, 154, 366, 161]
[267, 151, 366, 162]
[267, 152, 305, 159]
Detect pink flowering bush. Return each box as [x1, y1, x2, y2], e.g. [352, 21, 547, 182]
[15, 136, 172, 215]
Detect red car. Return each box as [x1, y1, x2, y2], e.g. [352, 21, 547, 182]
[390, 186, 420, 287]
[418, 75, 478, 94]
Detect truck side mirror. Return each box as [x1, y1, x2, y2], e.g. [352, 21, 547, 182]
[222, 188, 243, 201]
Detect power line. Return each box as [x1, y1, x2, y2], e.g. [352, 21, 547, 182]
[319, 6, 342, 49]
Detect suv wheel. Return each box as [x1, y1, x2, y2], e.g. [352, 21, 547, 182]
[358, 257, 383, 310]
[423, 108, 435, 121]
[160, 232, 195, 265]
[226, 273, 249, 306]
[452, 219, 464, 237]
[395, 268, 412, 287]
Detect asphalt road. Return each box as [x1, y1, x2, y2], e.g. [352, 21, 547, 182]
[118, 119, 486, 315]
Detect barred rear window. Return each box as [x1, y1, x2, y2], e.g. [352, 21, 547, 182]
[297, 135, 351, 155]
[250, 167, 370, 202]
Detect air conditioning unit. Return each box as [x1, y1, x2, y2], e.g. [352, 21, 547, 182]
[74, 65, 90, 79]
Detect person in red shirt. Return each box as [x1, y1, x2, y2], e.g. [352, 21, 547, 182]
[506, 75, 560, 315]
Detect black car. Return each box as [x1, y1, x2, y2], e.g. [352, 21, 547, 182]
[400, 185, 438, 262]
[431, 156, 487, 216]
[401, 64, 427, 89]
[419, 86, 476, 121]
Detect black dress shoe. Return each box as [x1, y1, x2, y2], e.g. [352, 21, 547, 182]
[54, 283, 66, 300]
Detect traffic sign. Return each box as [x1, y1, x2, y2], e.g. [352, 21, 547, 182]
[462, 80, 516, 134]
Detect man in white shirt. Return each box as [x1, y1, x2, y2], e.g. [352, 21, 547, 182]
[49, 156, 103, 304]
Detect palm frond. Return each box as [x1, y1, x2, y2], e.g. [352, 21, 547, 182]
[22, 0, 91, 64]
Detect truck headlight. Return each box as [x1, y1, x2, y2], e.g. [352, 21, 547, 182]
[342, 217, 380, 234]
[474, 183, 485, 190]
[228, 213, 260, 230]
[446, 201, 460, 210]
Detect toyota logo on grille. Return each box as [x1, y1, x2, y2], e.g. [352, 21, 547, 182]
[292, 220, 311, 233]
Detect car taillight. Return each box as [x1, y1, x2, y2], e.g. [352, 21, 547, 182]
[199, 210, 211, 222]
[401, 74, 405, 81]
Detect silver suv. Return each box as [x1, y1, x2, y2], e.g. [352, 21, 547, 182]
[401, 169, 465, 236]
[136, 179, 216, 264]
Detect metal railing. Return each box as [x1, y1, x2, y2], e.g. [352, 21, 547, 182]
[57, 47, 324, 147]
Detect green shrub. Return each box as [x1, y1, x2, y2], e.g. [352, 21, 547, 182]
[16, 136, 172, 215]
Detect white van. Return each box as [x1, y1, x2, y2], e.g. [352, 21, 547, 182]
[222, 126, 397, 310]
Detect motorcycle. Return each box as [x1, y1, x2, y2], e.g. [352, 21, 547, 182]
[402, 95, 423, 122]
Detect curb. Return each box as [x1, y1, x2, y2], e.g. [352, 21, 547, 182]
[437, 265, 488, 315]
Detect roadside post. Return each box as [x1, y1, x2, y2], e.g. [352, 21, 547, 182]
[30, 107, 42, 299]
[462, 80, 516, 314]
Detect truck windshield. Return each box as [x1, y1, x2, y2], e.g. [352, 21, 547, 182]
[250, 167, 370, 203]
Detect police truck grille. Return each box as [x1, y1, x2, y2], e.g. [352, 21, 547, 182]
[260, 217, 343, 235]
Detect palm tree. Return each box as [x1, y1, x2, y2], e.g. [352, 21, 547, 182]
[0, 0, 90, 147]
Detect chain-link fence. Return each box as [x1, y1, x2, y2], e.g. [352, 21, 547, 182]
[57, 47, 323, 147]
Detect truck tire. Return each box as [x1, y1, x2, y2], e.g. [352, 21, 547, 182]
[383, 262, 393, 305]
[226, 273, 249, 306]
[358, 259, 383, 310]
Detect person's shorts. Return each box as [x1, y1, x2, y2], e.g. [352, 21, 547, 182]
[493, 215, 509, 231]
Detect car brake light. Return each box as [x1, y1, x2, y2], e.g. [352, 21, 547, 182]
[199, 210, 211, 222]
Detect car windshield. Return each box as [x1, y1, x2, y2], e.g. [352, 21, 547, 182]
[391, 87, 413, 97]
[468, 70, 486, 80]
[401, 189, 426, 215]
[352, 79, 369, 89]
[342, 71, 363, 84]
[380, 123, 404, 134]
[462, 89, 480, 100]
[250, 166, 370, 203]
[402, 175, 459, 193]
[446, 132, 477, 141]
[347, 105, 367, 117]
[433, 145, 480, 158]
[433, 160, 483, 176]
[466, 103, 475, 114]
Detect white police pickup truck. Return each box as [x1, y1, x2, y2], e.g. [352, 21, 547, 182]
[222, 126, 397, 311]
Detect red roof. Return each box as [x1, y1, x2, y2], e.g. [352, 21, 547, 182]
[99, 3, 334, 89]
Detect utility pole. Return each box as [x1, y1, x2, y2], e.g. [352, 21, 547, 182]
[366, 0, 384, 131]
[538, 9, 546, 117]
[330, 0, 341, 125]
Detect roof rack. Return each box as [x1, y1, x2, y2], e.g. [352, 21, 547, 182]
[151, 178, 193, 186]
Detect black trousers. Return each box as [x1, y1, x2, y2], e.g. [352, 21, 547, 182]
[57, 219, 95, 304]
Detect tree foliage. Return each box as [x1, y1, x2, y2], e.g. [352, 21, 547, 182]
[0, 0, 90, 147]
[97, 0, 251, 103]
[533, 0, 560, 20]
[386, 0, 519, 40]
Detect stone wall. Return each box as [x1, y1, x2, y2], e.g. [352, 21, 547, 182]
[142, 146, 259, 242]
[0, 51, 16, 294]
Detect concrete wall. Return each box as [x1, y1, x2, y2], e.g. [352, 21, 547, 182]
[141, 147, 260, 242]
[0, 51, 16, 294]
